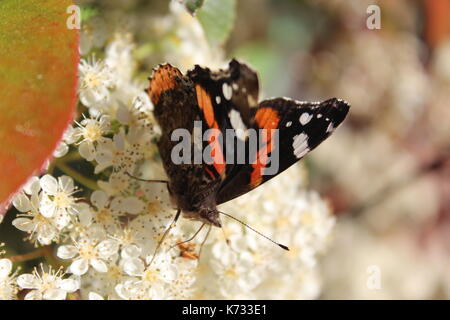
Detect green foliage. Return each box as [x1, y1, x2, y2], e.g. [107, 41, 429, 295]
[81, 5, 99, 22]
[183, 0, 205, 15]
[197, 0, 236, 46]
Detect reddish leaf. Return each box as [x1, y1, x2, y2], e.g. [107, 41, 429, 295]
[0, 0, 79, 215]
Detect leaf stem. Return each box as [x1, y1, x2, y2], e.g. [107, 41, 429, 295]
[56, 161, 98, 191]
[7, 247, 48, 262]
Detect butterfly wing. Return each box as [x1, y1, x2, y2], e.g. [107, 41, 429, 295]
[186, 59, 260, 180]
[216, 97, 350, 204]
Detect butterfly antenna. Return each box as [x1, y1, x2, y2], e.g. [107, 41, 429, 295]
[218, 211, 289, 251]
[148, 209, 181, 266]
[168, 223, 205, 251]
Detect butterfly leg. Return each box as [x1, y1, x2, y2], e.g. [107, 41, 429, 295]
[125, 171, 169, 184]
[168, 223, 205, 251]
[148, 208, 181, 266]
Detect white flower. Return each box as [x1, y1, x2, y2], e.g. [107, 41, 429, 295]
[80, 16, 108, 55]
[75, 115, 110, 161]
[53, 126, 79, 158]
[105, 33, 135, 84]
[123, 253, 177, 284]
[97, 172, 131, 196]
[39, 175, 80, 230]
[0, 258, 17, 300]
[79, 57, 115, 107]
[115, 253, 177, 299]
[94, 129, 144, 174]
[12, 192, 59, 245]
[16, 266, 79, 300]
[57, 238, 119, 276]
[210, 249, 259, 298]
[115, 279, 167, 300]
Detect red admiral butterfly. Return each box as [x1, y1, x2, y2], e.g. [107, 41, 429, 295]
[147, 59, 349, 249]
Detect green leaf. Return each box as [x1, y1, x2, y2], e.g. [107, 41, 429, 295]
[81, 5, 99, 22]
[182, 0, 205, 15]
[0, 0, 79, 215]
[197, 0, 236, 46]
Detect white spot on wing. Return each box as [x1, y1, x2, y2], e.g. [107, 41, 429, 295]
[317, 114, 322, 118]
[215, 96, 221, 104]
[326, 122, 335, 133]
[292, 133, 310, 159]
[247, 95, 257, 107]
[299, 112, 313, 125]
[286, 121, 292, 127]
[229, 109, 248, 140]
[232, 83, 239, 90]
[222, 83, 232, 100]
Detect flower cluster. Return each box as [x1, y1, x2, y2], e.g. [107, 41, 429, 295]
[1, 1, 337, 300]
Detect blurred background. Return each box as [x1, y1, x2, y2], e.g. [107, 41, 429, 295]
[2, 0, 450, 299]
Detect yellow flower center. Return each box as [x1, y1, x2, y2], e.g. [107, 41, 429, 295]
[53, 192, 73, 209]
[83, 123, 103, 142]
[301, 212, 315, 226]
[224, 267, 238, 279]
[84, 72, 102, 89]
[143, 268, 159, 283]
[79, 244, 97, 259]
[96, 208, 113, 223]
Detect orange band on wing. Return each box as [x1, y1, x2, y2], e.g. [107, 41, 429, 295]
[195, 85, 219, 129]
[149, 64, 182, 105]
[195, 85, 225, 176]
[251, 108, 280, 186]
[207, 129, 225, 176]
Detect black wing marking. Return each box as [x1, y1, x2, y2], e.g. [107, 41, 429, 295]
[216, 97, 350, 205]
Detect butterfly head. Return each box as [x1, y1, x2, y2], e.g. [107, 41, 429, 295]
[183, 208, 222, 228]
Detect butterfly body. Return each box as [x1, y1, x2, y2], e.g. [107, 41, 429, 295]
[148, 59, 349, 228]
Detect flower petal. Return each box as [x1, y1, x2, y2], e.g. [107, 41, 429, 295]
[121, 244, 141, 260]
[40, 174, 58, 195]
[70, 258, 89, 276]
[123, 197, 144, 215]
[123, 258, 145, 276]
[12, 217, 34, 232]
[96, 239, 119, 258]
[12, 193, 32, 212]
[91, 190, 108, 209]
[0, 259, 12, 278]
[88, 292, 104, 300]
[43, 288, 67, 300]
[58, 175, 74, 193]
[24, 290, 42, 300]
[79, 141, 95, 161]
[90, 258, 108, 273]
[17, 274, 38, 289]
[57, 245, 78, 259]
[57, 278, 80, 293]
[23, 176, 41, 195]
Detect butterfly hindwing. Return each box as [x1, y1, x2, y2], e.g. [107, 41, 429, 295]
[216, 97, 350, 204]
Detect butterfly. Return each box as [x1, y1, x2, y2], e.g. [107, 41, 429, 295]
[148, 59, 349, 248]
